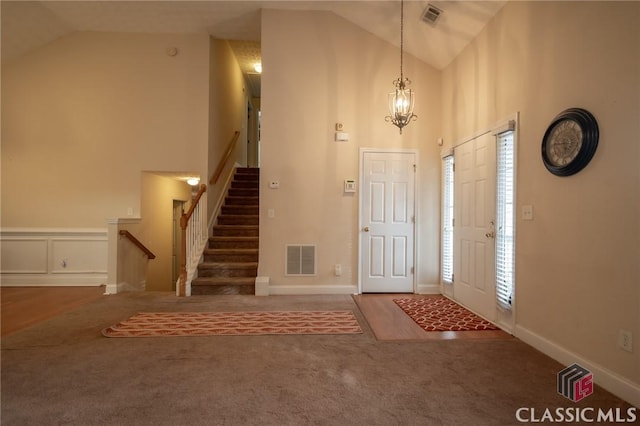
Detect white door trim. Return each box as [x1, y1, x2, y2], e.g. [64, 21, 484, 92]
[358, 147, 419, 294]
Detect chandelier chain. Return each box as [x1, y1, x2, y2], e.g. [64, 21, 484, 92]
[400, 0, 404, 82]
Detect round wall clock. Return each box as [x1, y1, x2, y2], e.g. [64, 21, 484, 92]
[541, 108, 599, 176]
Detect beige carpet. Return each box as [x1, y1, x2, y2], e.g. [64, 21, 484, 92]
[2, 292, 635, 425]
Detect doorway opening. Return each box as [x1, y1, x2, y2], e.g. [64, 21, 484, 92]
[443, 118, 516, 331]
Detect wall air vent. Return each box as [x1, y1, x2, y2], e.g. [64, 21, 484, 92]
[285, 245, 316, 276]
[422, 4, 443, 26]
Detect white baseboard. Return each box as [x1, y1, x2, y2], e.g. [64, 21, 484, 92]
[514, 324, 640, 408]
[104, 283, 118, 294]
[1, 274, 106, 286]
[417, 283, 441, 294]
[268, 284, 358, 296]
[255, 276, 269, 296]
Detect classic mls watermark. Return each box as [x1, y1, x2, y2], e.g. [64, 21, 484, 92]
[515, 363, 637, 423]
[558, 363, 593, 402]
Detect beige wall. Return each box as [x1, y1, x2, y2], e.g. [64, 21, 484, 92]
[1, 31, 210, 228]
[442, 1, 639, 388]
[207, 38, 249, 217]
[260, 9, 442, 292]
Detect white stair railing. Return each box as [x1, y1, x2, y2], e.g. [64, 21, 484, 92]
[178, 184, 208, 296]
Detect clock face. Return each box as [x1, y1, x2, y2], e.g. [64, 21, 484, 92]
[545, 119, 583, 167]
[541, 108, 599, 176]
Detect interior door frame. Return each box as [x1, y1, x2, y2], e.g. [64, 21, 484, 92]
[357, 147, 419, 294]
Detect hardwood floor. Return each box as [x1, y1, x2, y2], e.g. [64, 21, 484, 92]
[353, 294, 511, 341]
[1, 286, 105, 336]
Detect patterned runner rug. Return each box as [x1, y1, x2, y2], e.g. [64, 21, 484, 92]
[102, 311, 362, 337]
[393, 297, 498, 331]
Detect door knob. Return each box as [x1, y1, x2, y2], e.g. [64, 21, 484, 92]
[485, 232, 495, 239]
[363, 227, 369, 232]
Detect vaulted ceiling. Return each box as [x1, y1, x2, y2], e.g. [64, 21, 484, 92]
[1, 1, 505, 96]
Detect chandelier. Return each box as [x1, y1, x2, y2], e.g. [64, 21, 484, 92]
[385, 0, 417, 134]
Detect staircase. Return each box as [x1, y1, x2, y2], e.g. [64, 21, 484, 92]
[191, 167, 259, 295]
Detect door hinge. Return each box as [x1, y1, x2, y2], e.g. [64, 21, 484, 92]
[452, 218, 455, 227]
[413, 164, 416, 172]
[411, 266, 414, 274]
[412, 216, 415, 223]
[452, 274, 454, 282]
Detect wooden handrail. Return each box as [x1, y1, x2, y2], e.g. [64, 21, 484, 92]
[119, 230, 156, 259]
[210, 131, 241, 184]
[178, 183, 208, 296]
[181, 184, 207, 226]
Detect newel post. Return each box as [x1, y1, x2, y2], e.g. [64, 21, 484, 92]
[178, 214, 188, 297]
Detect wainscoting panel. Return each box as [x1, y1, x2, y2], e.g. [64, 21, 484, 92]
[51, 239, 108, 273]
[1, 238, 48, 273]
[1, 229, 108, 286]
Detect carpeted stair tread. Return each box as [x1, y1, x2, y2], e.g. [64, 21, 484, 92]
[212, 225, 259, 237]
[208, 236, 258, 249]
[234, 173, 260, 181]
[235, 167, 260, 173]
[221, 205, 259, 215]
[204, 248, 258, 254]
[204, 248, 258, 262]
[228, 188, 259, 197]
[191, 277, 255, 295]
[197, 261, 257, 277]
[230, 180, 259, 189]
[198, 262, 258, 269]
[209, 236, 259, 242]
[192, 277, 256, 285]
[225, 196, 259, 205]
[217, 215, 259, 225]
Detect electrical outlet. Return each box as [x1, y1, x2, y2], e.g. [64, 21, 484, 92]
[619, 330, 633, 352]
[335, 264, 342, 276]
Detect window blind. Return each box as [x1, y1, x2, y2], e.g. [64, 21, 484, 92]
[496, 132, 515, 309]
[442, 156, 454, 283]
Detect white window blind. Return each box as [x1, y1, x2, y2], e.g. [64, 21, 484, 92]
[496, 132, 515, 309]
[442, 156, 454, 284]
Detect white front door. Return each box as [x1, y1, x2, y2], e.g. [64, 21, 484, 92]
[453, 134, 496, 319]
[360, 151, 416, 293]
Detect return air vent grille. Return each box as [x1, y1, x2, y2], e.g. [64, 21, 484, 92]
[286, 245, 316, 276]
[422, 4, 443, 26]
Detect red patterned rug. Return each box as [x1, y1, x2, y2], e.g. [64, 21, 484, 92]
[102, 311, 362, 337]
[393, 297, 498, 331]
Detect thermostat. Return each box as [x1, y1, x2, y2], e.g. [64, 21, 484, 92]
[335, 131, 349, 142]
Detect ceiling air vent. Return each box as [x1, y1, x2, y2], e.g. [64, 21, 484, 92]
[422, 4, 443, 26]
